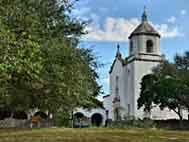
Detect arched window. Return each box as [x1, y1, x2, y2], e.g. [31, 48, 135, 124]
[130, 41, 133, 53]
[146, 40, 153, 53]
[115, 76, 119, 95]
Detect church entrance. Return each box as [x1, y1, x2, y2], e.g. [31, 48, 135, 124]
[91, 113, 103, 127]
[0, 109, 11, 120]
[73, 112, 86, 128]
[34, 111, 48, 119]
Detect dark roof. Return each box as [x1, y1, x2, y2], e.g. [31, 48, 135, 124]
[109, 45, 125, 74]
[129, 22, 160, 39]
[129, 8, 160, 39]
[103, 94, 110, 98]
[109, 57, 125, 74]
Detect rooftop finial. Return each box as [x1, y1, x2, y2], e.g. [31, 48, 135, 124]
[116, 44, 122, 58]
[117, 44, 120, 51]
[142, 6, 148, 22]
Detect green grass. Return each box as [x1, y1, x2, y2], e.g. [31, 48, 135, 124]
[0, 128, 189, 142]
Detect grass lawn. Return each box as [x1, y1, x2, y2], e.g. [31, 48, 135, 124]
[0, 128, 189, 142]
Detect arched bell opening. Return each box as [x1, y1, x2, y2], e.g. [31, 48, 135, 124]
[146, 40, 154, 53]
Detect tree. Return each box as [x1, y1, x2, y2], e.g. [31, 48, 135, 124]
[0, 0, 102, 119]
[137, 74, 158, 113]
[138, 52, 189, 121]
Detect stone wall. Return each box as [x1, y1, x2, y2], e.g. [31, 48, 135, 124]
[0, 119, 30, 128]
[0, 118, 53, 128]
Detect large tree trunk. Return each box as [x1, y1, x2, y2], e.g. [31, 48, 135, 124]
[179, 115, 183, 129]
[71, 110, 74, 128]
[173, 108, 183, 129]
[177, 108, 183, 129]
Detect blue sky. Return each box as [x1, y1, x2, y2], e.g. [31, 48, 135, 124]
[73, 0, 189, 98]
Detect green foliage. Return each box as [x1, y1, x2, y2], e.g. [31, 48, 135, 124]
[0, 0, 102, 115]
[138, 74, 158, 112]
[109, 119, 156, 128]
[138, 52, 189, 120]
[54, 111, 71, 127]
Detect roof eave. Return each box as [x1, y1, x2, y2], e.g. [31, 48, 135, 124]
[128, 32, 161, 39]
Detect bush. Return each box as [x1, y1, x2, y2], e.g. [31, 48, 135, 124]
[108, 119, 156, 128]
[54, 111, 71, 127]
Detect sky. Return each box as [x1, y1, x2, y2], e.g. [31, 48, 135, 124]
[72, 0, 189, 99]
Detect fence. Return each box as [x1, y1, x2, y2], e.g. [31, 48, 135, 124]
[0, 118, 54, 128]
[0, 119, 30, 128]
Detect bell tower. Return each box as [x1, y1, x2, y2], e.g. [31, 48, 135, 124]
[126, 8, 162, 119]
[128, 7, 161, 59]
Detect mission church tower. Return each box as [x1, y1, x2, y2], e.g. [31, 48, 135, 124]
[73, 8, 188, 126]
[104, 8, 182, 120]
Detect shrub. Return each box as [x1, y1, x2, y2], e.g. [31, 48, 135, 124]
[108, 119, 156, 128]
[54, 111, 71, 127]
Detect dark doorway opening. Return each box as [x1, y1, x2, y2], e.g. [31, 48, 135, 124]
[73, 112, 86, 128]
[74, 112, 84, 119]
[91, 113, 103, 127]
[34, 111, 48, 119]
[0, 110, 11, 120]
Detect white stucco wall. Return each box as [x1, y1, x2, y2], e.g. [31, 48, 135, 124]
[74, 108, 106, 125]
[103, 95, 113, 119]
[109, 59, 122, 120]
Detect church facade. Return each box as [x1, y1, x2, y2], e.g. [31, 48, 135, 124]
[73, 9, 188, 126]
[103, 9, 188, 121]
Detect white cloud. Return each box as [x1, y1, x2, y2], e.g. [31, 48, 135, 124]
[84, 17, 183, 42]
[167, 16, 176, 23]
[72, 7, 91, 20]
[155, 24, 183, 38]
[181, 9, 187, 15]
[85, 17, 140, 42]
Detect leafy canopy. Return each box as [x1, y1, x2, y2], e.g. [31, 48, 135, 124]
[0, 0, 102, 114]
[138, 52, 189, 120]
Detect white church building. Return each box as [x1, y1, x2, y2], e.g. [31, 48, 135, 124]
[74, 9, 188, 126]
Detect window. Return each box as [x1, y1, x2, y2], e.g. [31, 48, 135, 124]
[115, 76, 119, 95]
[146, 40, 153, 53]
[106, 110, 109, 119]
[130, 41, 133, 53]
[115, 87, 119, 96]
[128, 104, 131, 115]
[116, 76, 119, 86]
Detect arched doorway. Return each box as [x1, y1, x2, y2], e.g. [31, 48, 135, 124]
[34, 111, 48, 120]
[74, 112, 84, 120]
[73, 112, 86, 128]
[0, 110, 11, 120]
[31, 111, 48, 128]
[91, 113, 103, 127]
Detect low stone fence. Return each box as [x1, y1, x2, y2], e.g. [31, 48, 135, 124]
[0, 119, 54, 128]
[155, 119, 189, 130]
[107, 119, 189, 130]
[0, 119, 30, 128]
